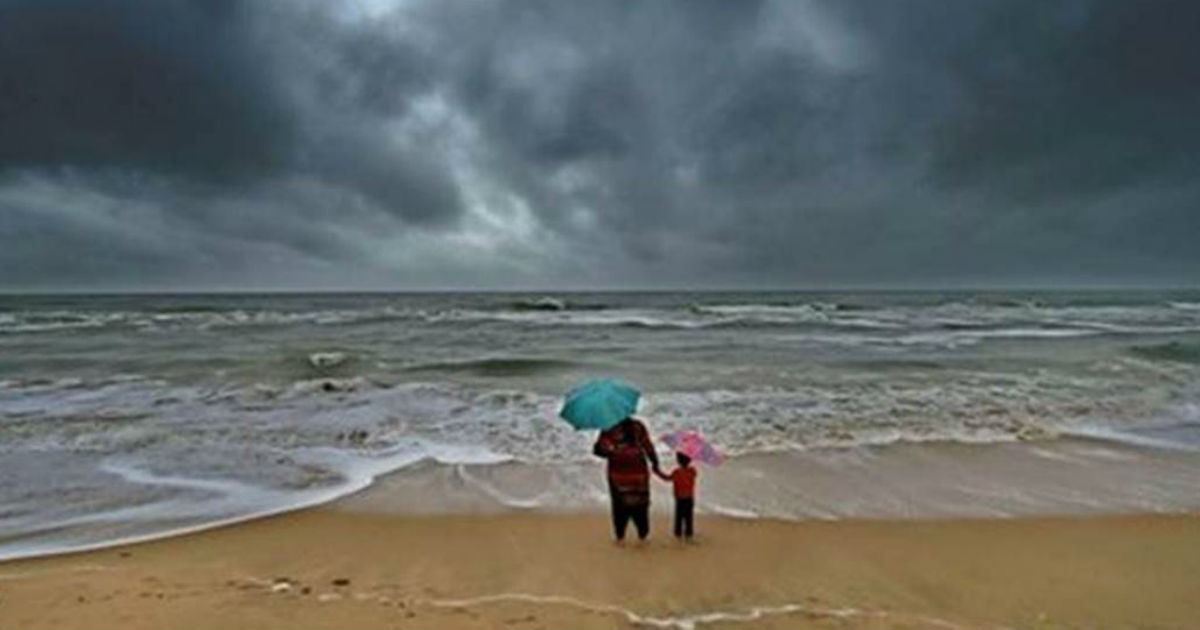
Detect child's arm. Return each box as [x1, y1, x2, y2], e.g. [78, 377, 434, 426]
[654, 468, 672, 482]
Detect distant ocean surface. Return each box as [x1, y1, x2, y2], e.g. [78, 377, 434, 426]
[4, 290, 1200, 559]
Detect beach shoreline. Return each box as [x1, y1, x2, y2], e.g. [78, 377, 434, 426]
[6, 291, 1200, 574]
[3, 506, 1199, 629]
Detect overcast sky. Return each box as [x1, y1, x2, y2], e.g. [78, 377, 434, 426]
[1, 0, 1197, 291]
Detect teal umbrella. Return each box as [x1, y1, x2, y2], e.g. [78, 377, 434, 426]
[559, 379, 640, 430]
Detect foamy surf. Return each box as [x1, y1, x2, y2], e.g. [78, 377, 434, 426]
[8, 429, 1200, 562]
[0, 439, 513, 562]
[425, 591, 965, 630]
[4, 290, 1200, 560]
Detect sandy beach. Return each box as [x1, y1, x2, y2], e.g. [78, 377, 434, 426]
[5, 0, 1200, 623]
[3, 507, 1199, 629]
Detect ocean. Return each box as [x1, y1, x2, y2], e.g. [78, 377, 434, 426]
[3, 290, 1200, 559]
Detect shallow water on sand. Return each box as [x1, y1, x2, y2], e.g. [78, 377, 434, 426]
[3, 290, 1200, 559]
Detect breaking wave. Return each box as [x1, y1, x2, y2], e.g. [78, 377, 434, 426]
[4, 290, 1200, 560]
[403, 357, 584, 376]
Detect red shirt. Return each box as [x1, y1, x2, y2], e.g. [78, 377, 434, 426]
[669, 466, 696, 499]
[594, 419, 657, 497]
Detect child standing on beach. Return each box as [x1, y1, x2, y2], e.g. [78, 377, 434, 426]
[657, 452, 697, 540]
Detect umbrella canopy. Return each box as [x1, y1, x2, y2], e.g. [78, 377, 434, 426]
[559, 379, 640, 430]
[661, 430, 724, 466]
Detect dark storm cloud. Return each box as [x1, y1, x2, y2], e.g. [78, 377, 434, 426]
[0, 0, 462, 242]
[0, 0, 1197, 289]
[929, 2, 1200, 196]
[0, 0, 290, 181]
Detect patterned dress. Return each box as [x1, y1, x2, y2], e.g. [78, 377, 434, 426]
[594, 418, 657, 507]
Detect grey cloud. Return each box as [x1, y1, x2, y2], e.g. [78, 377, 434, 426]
[921, 1, 1200, 197]
[1, 0, 1197, 290]
[0, 0, 463, 227]
[0, 0, 292, 181]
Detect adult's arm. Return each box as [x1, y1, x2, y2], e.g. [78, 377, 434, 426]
[635, 420, 660, 471]
[593, 431, 613, 459]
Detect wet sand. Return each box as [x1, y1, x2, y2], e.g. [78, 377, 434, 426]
[2, 510, 1199, 629]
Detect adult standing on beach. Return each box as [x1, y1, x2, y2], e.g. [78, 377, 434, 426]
[593, 416, 661, 542]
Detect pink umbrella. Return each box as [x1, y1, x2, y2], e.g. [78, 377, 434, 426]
[661, 430, 724, 466]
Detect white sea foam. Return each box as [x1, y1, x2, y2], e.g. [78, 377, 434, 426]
[425, 308, 716, 329]
[308, 352, 349, 369]
[883, 327, 1098, 348]
[0, 438, 514, 562]
[692, 303, 828, 321]
[1061, 424, 1200, 453]
[426, 591, 964, 630]
[4, 297, 1200, 343]
[0, 306, 421, 335]
[706, 504, 761, 519]
[454, 465, 553, 509]
[5, 291, 1200, 560]
[6, 378, 1200, 559]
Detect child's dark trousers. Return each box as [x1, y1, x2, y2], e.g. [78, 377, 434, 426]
[673, 498, 694, 538]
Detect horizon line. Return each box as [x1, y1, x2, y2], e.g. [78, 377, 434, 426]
[1, 285, 1197, 297]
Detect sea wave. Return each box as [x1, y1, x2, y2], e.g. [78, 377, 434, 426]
[4, 295, 1200, 343]
[0, 438, 512, 562]
[4, 367, 1200, 559]
[692, 303, 827, 318]
[422, 308, 714, 329]
[308, 351, 350, 370]
[403, 356, 585, 376]
[1130, 341, 1200, 364]
[0, 306, 422, 334]
[415, 300, 1200, 340]
[506, 296, 610, 312]
[0, 365, 1188, 464]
